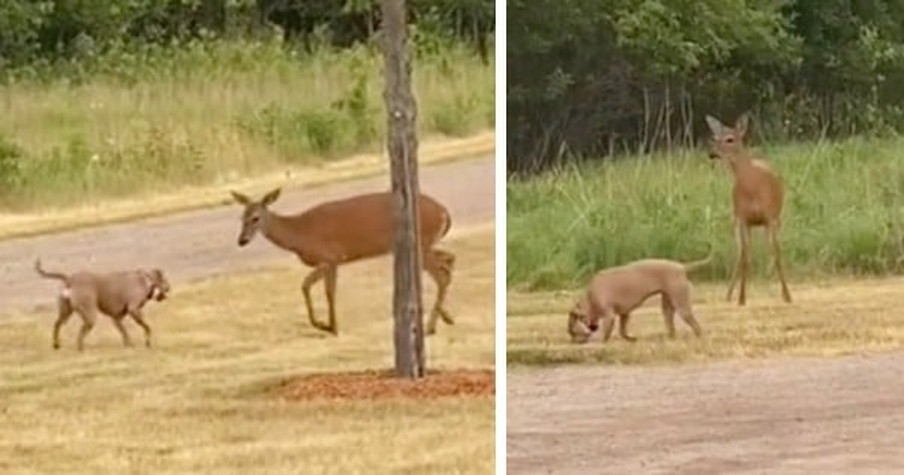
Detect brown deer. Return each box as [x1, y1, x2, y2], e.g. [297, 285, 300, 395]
[705, 113, 792, 305]
[229, 188, 455, 335]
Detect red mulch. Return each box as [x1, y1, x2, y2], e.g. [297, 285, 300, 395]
[273, 368, 495, 402]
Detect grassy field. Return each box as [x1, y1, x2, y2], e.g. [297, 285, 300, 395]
[0, 40, 494, 210]
[508, 276, 904, 366]
[0, 227, 494, 474]
[507, 136, 904, 291]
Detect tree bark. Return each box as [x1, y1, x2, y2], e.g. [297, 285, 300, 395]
[381, 0, 425, 378]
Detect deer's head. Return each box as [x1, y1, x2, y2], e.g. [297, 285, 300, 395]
[705, 113, 749, 162]
[230, 188, 282, 247]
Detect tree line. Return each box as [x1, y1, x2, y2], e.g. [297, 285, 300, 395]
[0, 0, 494, 69]
[508, 0, 904, 174]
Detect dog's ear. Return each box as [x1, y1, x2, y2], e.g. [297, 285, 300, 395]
[152, 268, 167, 283]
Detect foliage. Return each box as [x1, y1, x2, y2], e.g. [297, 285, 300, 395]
[0, 0, 494, 70]
[508, 0, 904, 173]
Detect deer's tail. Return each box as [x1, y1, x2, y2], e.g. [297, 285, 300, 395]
[34, 258, 69, 283]
[683, 246, 715, 274]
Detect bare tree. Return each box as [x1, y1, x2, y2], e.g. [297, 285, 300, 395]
[381, 0, 425, 378]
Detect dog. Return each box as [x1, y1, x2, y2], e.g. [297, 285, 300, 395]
[35, 259, 170, 350]
[567, 252, 711, 344]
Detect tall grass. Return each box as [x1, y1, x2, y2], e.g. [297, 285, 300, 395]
[507, 137, 904, 290]
[0, 39, 494, 209]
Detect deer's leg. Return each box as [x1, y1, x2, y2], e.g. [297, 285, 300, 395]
[52, 296, 73, 350]
[301, 265, 330, 332]
[767, 222, 793, 303]
[727, 222, 751, 306]
[323, 264, 339, 336]
[424, 248, 455, 335]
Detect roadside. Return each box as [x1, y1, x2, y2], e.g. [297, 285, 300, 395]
[0, 131, 493, 242]
[1, 155, 494, 314]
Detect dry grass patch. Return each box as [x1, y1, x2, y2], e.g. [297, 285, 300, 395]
[0, 228, 494, 474]
[508, 277, 904, 366]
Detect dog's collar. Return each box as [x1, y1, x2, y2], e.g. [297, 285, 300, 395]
[138, 270, 157, 299]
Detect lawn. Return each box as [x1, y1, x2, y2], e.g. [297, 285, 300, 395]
[0, 227, 495, 474]
[508, 276, 904, 366]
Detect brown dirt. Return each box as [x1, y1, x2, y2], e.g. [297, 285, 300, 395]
[0, 156, 494, 315]
[507, 352, 904, 474]
[274, 368, 495, 401]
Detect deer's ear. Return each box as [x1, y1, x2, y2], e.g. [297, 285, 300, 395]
[230, 190, 251, 206]
[262, 187, 282, 206]
[735, 113, 750, 137]
[705, 115, 723, 136]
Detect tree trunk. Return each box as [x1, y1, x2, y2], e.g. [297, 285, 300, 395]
[380, 0, 425, 379]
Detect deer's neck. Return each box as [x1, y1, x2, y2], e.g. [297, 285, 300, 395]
[261, 211, 306, 253]
[728, 153, 756, 182]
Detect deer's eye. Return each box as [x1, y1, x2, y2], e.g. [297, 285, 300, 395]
[726, 137, 735, 144]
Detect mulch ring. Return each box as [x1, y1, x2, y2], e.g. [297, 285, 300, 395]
[272, 368, 495, 402]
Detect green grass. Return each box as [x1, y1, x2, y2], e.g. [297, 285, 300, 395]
[507, 277, 904, 366]
[0, 228, 495, 474]
[0, 39, 494, 210]
[507, 137, 904, 291]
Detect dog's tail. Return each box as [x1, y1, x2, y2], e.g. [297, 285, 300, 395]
[34, 258, 69, 283]
[682, 246, 715, 273]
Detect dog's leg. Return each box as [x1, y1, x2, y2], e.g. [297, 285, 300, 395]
[129, 310, 153, 348]
[76, 310, 97, 351]
[600, 311, 617, 342]
[661, 296, 677, 338]
[674, 286, 703, 337]
[112, 317, 133, 347]
[617, 313, 636, 342]
[52, 296, 73, 350]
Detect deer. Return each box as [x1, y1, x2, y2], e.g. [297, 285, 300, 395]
[705, 113, 792, 306]
[229, 188, 456, 336]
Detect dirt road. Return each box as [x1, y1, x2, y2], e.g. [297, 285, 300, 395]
[0, 156, 494, 314]
[508, 353, 904, 474]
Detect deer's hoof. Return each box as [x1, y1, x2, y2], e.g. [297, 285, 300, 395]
[437, 309, 455, 325]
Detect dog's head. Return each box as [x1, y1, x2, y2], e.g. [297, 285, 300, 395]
[230, 188, 281, 247]
[145, 268, 170, 302]
[567, 298, 598, 344]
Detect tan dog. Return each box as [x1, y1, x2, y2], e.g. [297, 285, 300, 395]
[35, 259, 170, 350]
[567, 253, 711, 343]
